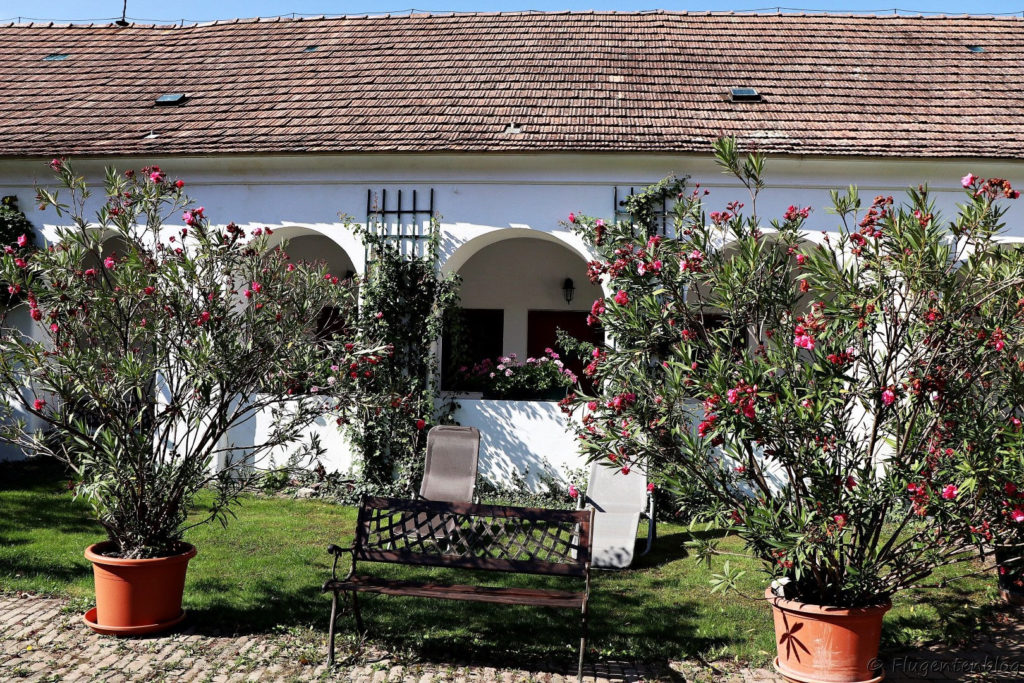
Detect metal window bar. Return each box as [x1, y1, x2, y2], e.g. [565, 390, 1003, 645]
[366, 188, 436, 260]
[613, 186, 673, 238]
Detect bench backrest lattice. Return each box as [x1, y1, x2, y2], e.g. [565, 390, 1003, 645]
[355, 496, 593, 577]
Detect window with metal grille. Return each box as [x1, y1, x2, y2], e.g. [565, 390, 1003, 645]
[613, 186, 675, 238]
[365, 188, 436, 259]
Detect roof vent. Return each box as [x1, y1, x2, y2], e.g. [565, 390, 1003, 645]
[504, 122, 523, 134]
[143, 131, 159, 140]
[43, 53, 69, 61]
[155, 93, 187, 106]
[303, 45, 319, 52]
[966, 45, 985, 53]
[730, 87, 762, 103]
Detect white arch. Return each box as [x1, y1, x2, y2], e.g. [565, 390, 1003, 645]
[441, 227, 596, 277]
[264, 225, 361, 276]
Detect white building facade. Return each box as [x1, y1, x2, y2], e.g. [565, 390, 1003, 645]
[2, 152, 1022, 483]
[2, 11, 1024, 484]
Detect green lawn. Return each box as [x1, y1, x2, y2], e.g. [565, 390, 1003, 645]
[0, 459, 1005, 670]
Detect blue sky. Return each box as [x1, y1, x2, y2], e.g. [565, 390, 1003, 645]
[5, 1, 1024, 23]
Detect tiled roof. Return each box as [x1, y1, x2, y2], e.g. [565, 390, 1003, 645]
[1, 11, 1023, 159]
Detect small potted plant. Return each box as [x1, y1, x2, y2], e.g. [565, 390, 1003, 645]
[567, 139, 1024, 682]
[0, 160, 381, 634]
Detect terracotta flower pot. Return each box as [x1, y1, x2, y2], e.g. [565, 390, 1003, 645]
[83, 541, 196, 635]
[766, 588, 891, 683]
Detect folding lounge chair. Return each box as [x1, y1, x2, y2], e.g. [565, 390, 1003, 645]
[419, 425, 481, 502]
[582, 461, 656, 569]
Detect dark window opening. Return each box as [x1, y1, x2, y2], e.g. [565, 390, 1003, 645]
[442, 309, 504, 390]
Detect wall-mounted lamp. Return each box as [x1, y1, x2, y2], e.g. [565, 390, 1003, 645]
[562, 277, 575, 306]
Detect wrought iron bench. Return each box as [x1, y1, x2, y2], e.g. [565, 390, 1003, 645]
[322, 496, 595, 681]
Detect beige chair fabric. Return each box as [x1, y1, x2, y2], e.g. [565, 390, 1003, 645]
[419, 425, 481, 502]
[584, 461, 655, 569]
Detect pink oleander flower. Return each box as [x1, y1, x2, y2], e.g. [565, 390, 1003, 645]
[49, 322, 59, 333]
[613, 290, 629, 305]
[32, 399, 45, 411]
[14, 258, 26, 268]
[568, 212, 576, 223]
[83, 268, 96, 278]
[174, 179, 185, 189]
[941, 484, 958, 500]
[415, 419, 426, 430]
[103, 255, 116, 270]
[568, 484, 579, 499]
[621, 465, 631, 475]
[793, 333, 815, 350]
[881, 389, 896, 406]
[647, 483, 655, 492]
[1011, 507, 1024, 523]
[833, 514, 847, 529]
[962, 173, 978, 188]
[16, 234, 27, 248]
[149, 170, 164, 183]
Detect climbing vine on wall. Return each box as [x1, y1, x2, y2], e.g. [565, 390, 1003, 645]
[345, 217, 462, 493]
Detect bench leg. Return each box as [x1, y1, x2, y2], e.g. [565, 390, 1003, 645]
[350, 591, 364, 633]
[578, 601, 588, 682]
[327, 591, 339, 666]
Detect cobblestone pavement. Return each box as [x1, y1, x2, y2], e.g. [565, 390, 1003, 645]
[2, 594, 1023, 682]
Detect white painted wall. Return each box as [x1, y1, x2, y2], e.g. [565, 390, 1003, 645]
[2, 151, 1022, 474]
[0, 304, 50, 462]
[453, 398, 582, 490]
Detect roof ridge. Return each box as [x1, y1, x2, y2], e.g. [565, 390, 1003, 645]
[3, 10, 1024, 29]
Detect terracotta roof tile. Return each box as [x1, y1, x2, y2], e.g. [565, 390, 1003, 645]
[1, 11, 1023, 158]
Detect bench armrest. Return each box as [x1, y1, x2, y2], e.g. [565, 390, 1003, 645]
[326, 544, 356, 581]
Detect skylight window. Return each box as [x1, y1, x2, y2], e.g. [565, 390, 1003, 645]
[730, 87, 762, 103]
[966, 45, 985, 53]
[43, 53, 69, 61]
[155, 93, 187, 106]
[303, 45, 319, 52]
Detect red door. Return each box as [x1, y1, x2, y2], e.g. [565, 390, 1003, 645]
[526, 311, 603, 393]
